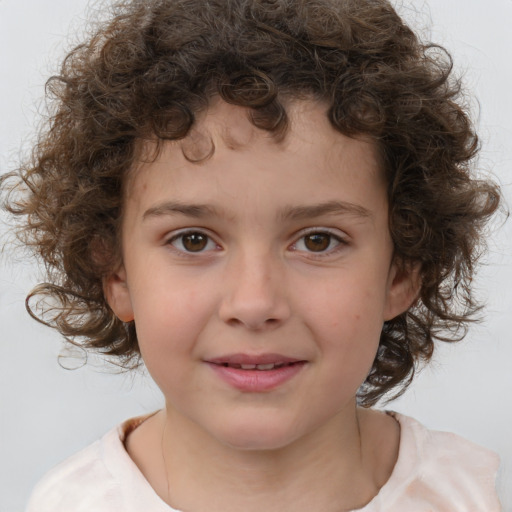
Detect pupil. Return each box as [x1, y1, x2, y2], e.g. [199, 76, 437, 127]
[183, 233, 207, 251]
[305, 233, 330, 252]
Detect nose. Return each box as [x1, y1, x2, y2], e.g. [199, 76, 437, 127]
[218, 249, 291, 331]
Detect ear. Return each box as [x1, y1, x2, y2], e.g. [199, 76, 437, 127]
[103, 265, 134, 322]
[383, 260, 421, 321]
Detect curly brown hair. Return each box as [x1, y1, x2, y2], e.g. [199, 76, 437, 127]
[3, 0, 500, 405]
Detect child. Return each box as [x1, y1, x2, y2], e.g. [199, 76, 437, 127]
[4, 0, 503, 510]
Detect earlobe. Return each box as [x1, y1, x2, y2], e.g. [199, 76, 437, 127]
[103, 266, 135, 323]
[383, 261, 421, 321]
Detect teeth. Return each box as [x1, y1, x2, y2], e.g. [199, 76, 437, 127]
[256, 363, 276, 370]
[222, 362, 296, 370]
[235, 363, 278, 370]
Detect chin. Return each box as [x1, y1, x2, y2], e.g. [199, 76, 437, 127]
[211, 416, 304, 452]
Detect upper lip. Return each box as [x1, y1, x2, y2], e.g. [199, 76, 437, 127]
[205, 354, 304, 365]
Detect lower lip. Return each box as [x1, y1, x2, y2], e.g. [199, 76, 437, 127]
[207, 362, 306, 392]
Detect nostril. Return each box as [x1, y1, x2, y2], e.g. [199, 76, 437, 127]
[225, 316, 280, 330]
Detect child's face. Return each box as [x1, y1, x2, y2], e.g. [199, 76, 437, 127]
[106, 100, 417, 450]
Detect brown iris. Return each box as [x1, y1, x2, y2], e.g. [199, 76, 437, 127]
[304, 233, 331, 252]
[182, 233, 208, 252]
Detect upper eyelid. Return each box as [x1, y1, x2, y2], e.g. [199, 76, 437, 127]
[165, 226, 347, 237]
[164, 226, 348, 237]
[292, 226, 348, 240]
[166, 227, 218, 241]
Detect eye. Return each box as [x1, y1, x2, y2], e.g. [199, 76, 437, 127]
[168, 231, 218, 253]
[292, 230, 346, 254]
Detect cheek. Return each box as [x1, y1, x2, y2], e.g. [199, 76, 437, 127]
[299, 272, 386, 357]
[313, 301, 382, 399]
[130, 278, 217, 360]
[305, 270, 386, 319]
[132, 289, 208, 397]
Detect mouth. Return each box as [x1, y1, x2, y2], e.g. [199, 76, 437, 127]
[205, 355, 307, 392]
[215, 361, 303, 371]
[206, 354, 305, 369]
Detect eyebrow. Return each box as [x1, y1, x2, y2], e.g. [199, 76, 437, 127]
[279, 200, 372, 222]
[143, 201, 217, 220]
[142, 200, 372, 222]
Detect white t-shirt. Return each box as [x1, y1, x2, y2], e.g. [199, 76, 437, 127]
[26, 413, 501, 511]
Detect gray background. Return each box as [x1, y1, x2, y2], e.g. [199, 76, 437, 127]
[1, 0, 511, 510]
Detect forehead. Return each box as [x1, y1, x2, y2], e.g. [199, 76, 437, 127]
[127, 99, 386, 214]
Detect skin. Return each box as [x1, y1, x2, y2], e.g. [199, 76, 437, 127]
[105, 99, 419, 512]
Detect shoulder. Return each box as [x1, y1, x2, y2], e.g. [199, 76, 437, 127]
[372, 413, 501, 512]
[25, 414, 168, 512]
[25, 424, 123, 512]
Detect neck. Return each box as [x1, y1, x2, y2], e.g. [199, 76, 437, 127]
[160, 404, 386, 512]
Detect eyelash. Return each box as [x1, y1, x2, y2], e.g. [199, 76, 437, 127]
[290, 228, 348, 258]
[167, 229, 220, 255]
[165, 228, 348, 257]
